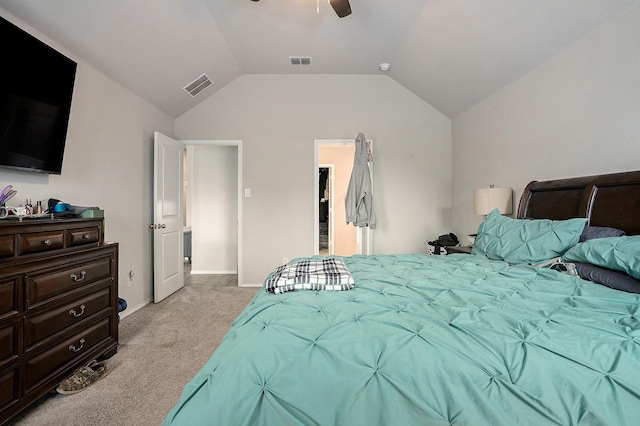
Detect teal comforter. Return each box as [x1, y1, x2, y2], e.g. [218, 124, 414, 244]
[164, 254, 640, 425]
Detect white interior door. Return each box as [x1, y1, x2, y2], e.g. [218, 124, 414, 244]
[153, 132, 184, 302]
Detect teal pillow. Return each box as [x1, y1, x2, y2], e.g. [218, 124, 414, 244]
[563, 236, 640, 280]
[472, 209, 587, 264]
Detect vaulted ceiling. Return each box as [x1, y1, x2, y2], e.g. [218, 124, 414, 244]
[0, 0, 633, 118]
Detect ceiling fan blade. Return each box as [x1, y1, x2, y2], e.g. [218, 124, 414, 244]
[329, 0, 352, 18]
[250, 0, 351, 18]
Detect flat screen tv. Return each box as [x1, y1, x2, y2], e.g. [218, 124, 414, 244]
[0, 16, 77, 174]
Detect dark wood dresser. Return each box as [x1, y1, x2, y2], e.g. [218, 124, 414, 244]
[0, 218, 118, 424]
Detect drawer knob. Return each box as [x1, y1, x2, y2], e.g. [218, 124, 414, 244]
[68, 338, 86, 353]
[82, 234, 90, 240]
[70, 271, 87, 282]
[42, 239, 52, 246]
[69, 304, 86, 318]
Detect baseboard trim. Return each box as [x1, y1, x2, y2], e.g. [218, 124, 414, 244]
[119, 299, 151, 319]
[239, 282, 262, 288]
[190, 270, 237, 275]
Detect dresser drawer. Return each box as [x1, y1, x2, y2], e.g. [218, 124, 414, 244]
[0, 235, 15, 259]
[26, 256, 112, 308]
[25, 317, 111, 391]
[0, 219, 116, 424]
[0, 278, 18, 317]
[19, 231, 65, 255]
[66, 227, 100, 247]
[25, 287, 111, 348]
[0, 366, 19, 411]
[0, 323, 19, 366]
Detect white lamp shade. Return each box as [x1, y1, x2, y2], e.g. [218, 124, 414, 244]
[474, 187, 513, 215]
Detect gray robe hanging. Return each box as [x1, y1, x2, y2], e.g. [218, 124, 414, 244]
[345, 132, 376, 229]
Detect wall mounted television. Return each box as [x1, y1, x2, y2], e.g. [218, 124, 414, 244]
[0, 16, 77, 175]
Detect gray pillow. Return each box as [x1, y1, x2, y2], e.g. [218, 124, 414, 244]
[575, 262, 640, 294]
[579, 226, 625, 242]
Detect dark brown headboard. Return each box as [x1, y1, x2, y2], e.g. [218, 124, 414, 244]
[517, 170, 640, 235]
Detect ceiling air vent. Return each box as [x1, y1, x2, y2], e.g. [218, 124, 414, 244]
[289, 56, 312, 66]
[183, 73, 212, 97]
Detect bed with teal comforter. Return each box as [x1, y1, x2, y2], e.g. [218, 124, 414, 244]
[164, 253, 640, 425]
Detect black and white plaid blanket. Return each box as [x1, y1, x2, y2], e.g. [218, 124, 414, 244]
[265, 257, 355, 294]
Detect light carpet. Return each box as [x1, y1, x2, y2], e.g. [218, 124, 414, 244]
[11, 271, 258, 426]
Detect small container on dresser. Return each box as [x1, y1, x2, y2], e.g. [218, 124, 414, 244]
[0, 218, 118, 425]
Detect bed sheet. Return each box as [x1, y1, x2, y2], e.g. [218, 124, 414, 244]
[164, 254, 640, 425]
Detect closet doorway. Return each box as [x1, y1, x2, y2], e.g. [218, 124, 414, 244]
[315, 140, 371, 256]
[318, 165, 333, 255]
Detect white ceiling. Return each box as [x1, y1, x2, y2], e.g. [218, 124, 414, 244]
[0, 0, 633, 118]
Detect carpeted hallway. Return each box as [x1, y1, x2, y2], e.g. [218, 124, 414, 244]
[11, 267, 258, 425]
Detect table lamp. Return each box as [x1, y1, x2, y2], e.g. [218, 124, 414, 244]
[471, 185, 513, 246]
[473, 185, 513, 215]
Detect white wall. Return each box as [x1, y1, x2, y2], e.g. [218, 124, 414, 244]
[188, 145, 238, 274]
[0, 10, 175, 315]
[176, 74, 452, 285]
[451, 5, 640, 239]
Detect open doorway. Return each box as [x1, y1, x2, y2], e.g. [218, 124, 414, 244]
[314, 139, 372, 256]
[319, 165, 333, 255]
[183, 140, 243, 285]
